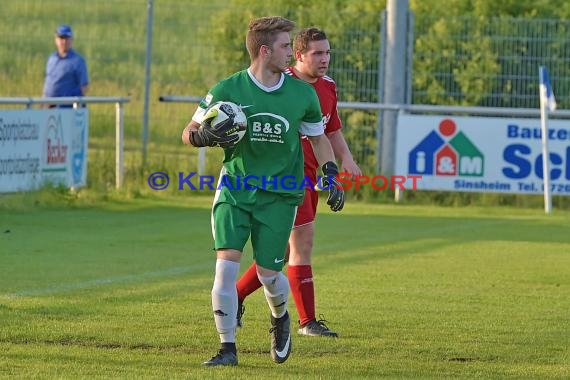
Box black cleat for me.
[237,300,245,328]
[202,350,238,366]
[298,315,338,337]
[269,311,292,364]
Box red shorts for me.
[294,169,318,227]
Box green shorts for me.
[212,187,297,271]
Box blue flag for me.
[539,66,557,112]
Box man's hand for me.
[321,161,345,212]
[341,157,362,178]
[189,108,244,148]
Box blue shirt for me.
[43,49,89,97]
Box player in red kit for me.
[236,27,362,337]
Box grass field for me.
[0,194,569,379]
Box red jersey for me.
[285,67,342,174]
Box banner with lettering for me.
[0,109,89,193]
[395,114,570,195]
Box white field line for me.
[2,262,213,299]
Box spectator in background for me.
[43,24,89,107]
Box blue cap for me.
[55,25,73,38]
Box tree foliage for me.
[200,0,570,172]
[204,0,569,107]
[409,0,570,107]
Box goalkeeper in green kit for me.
[181,16,345,366]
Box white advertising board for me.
[395,114,570,195]
[0,109,89,193]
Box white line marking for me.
[2,262,212,299]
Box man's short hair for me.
[293,27,328,53]
[246,16,295,60]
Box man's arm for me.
[79,57,89,96]
[326,130,362,176]
[181,120,201,146]
[307,134,335,166]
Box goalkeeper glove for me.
[321,161,345,212]
[189,108,244,148]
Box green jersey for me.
[193,69,324,199]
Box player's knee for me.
[216,249,242,262]
[289,236,314,262]
[256,265,278,280]
[257,273,278,288]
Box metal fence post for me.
[377,11,387,175]
[142,0,154,167]
[382,0,409,176]
[116,101,125,189]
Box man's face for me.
[266,32,293,73]
[54,35,72,55]
[296,39,331,78]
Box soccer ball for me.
[206,101,247,145]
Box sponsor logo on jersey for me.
[322,113,331,129]
[248,112,290,144]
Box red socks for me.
[287,265,315,326]
[236,263,262,301]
